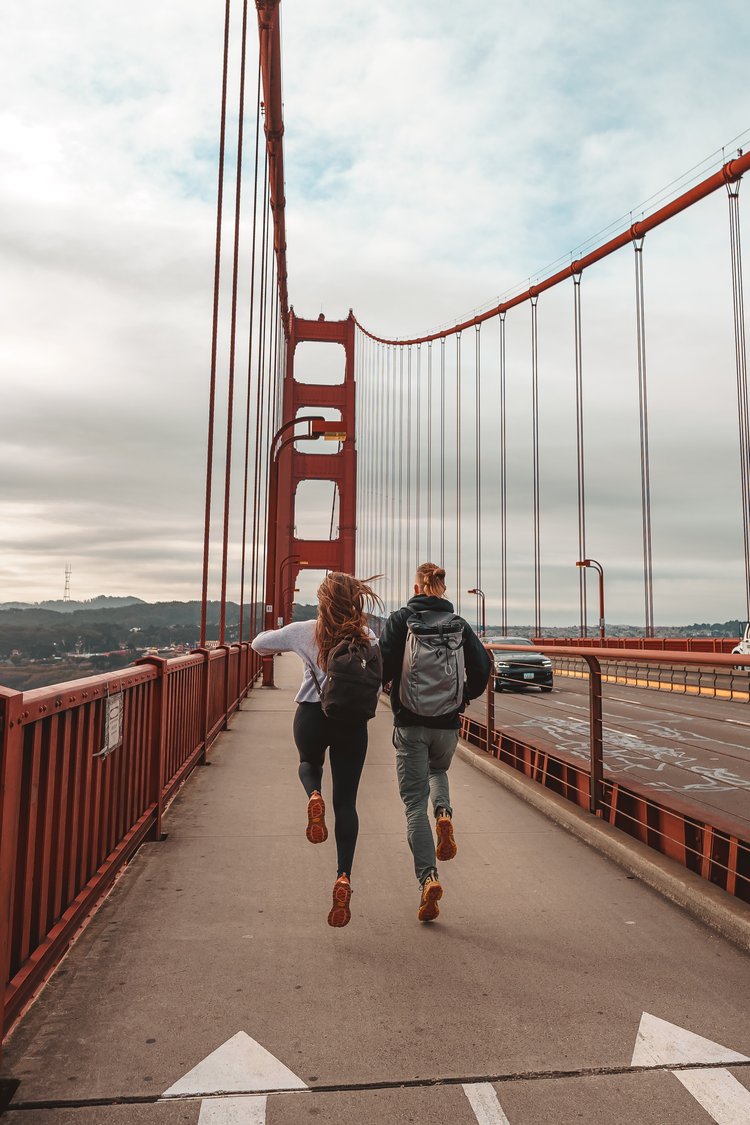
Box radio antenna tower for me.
[64,564,72,603]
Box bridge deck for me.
[2,656,749,1123]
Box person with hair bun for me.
[252,572,381,928]
[379,562,491,921]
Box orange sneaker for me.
[435,812,457,861]
[417,872,443,922]
[306,791,328,844]
[327,874,352,927]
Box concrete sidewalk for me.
[2,654,749,1124]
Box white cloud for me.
[1,0,748,625]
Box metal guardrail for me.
[550,653,750,702]
[468,645,750,904]
[0,643,261,1050]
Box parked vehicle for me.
[732,623,750,655]
[490,637,553,692]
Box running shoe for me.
[327,874,352,928]
[435,811,457,861]
[306,790,328,844]
[417,871,443,922]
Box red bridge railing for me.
[465,645,750,906]
[0,644,260,1048]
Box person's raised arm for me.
[252,621,308,655]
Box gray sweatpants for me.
[393,725,459,884]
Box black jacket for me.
[379,595,491,729]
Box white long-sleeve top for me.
[251,619,378,704]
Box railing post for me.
[485,667,495,756]
[219,644,232,730]
[194,647,212,764]
[0,687,24,1057]
[135,656,167,842]
[584,655,604,815]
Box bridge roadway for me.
[466,678,750,825]
[2,657,749,1124]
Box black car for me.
[490,637,553,692]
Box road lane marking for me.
[163,1031,308,1098]
[632,1012,750,1124]
[462,1082,512,1124]
[198,1096,268,1124]
[674,1068,750,1124]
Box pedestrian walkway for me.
[2,655,749,1123]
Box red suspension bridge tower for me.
[264,310,357,631]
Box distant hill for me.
[0,595,146,615]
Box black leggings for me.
[293,702,368,878]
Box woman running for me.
[251,572,382,928]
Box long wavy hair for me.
[315,572,383,670]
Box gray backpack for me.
[399,610,465,717]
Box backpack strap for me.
[303,657,324,698]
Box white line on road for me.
[198,1096,268,1124]
[632,1012,750,1124]
[462,1082,512,1124]
[674,1068,750,1125]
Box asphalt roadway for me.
[467,676,750,829]
[2,655,749,1124]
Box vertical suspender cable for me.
[398,348,405,603]
[386,346,393,612]
[531,295,541,637]
[633,237,655,636]
[728,179,750,622]
[427,341,433,561]
[248,143,269,643]
[260,254,277,612]
[440,337,446,564]
[382,345,387,594]
[359,333,367,576]
[456,332,462,618]
[238,55,263,645]
[219,0,249,647]
[573,270,588,637]
[416,344,422,567]
[200,0,232,647]
[391,346,398,610]
[499,312,508,634]
[406,346,412,588]
[251,177,271,635]
[475,323,482,632]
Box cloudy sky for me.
[2,0,749,626]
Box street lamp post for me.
[576,559,605,642]
[467,587,486,636]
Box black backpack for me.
[308,637,383,722]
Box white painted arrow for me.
[632,1013,750,1125]
[462,1082,512,1124]
[163,1031,308,1097]
[163,1031,307,1125]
